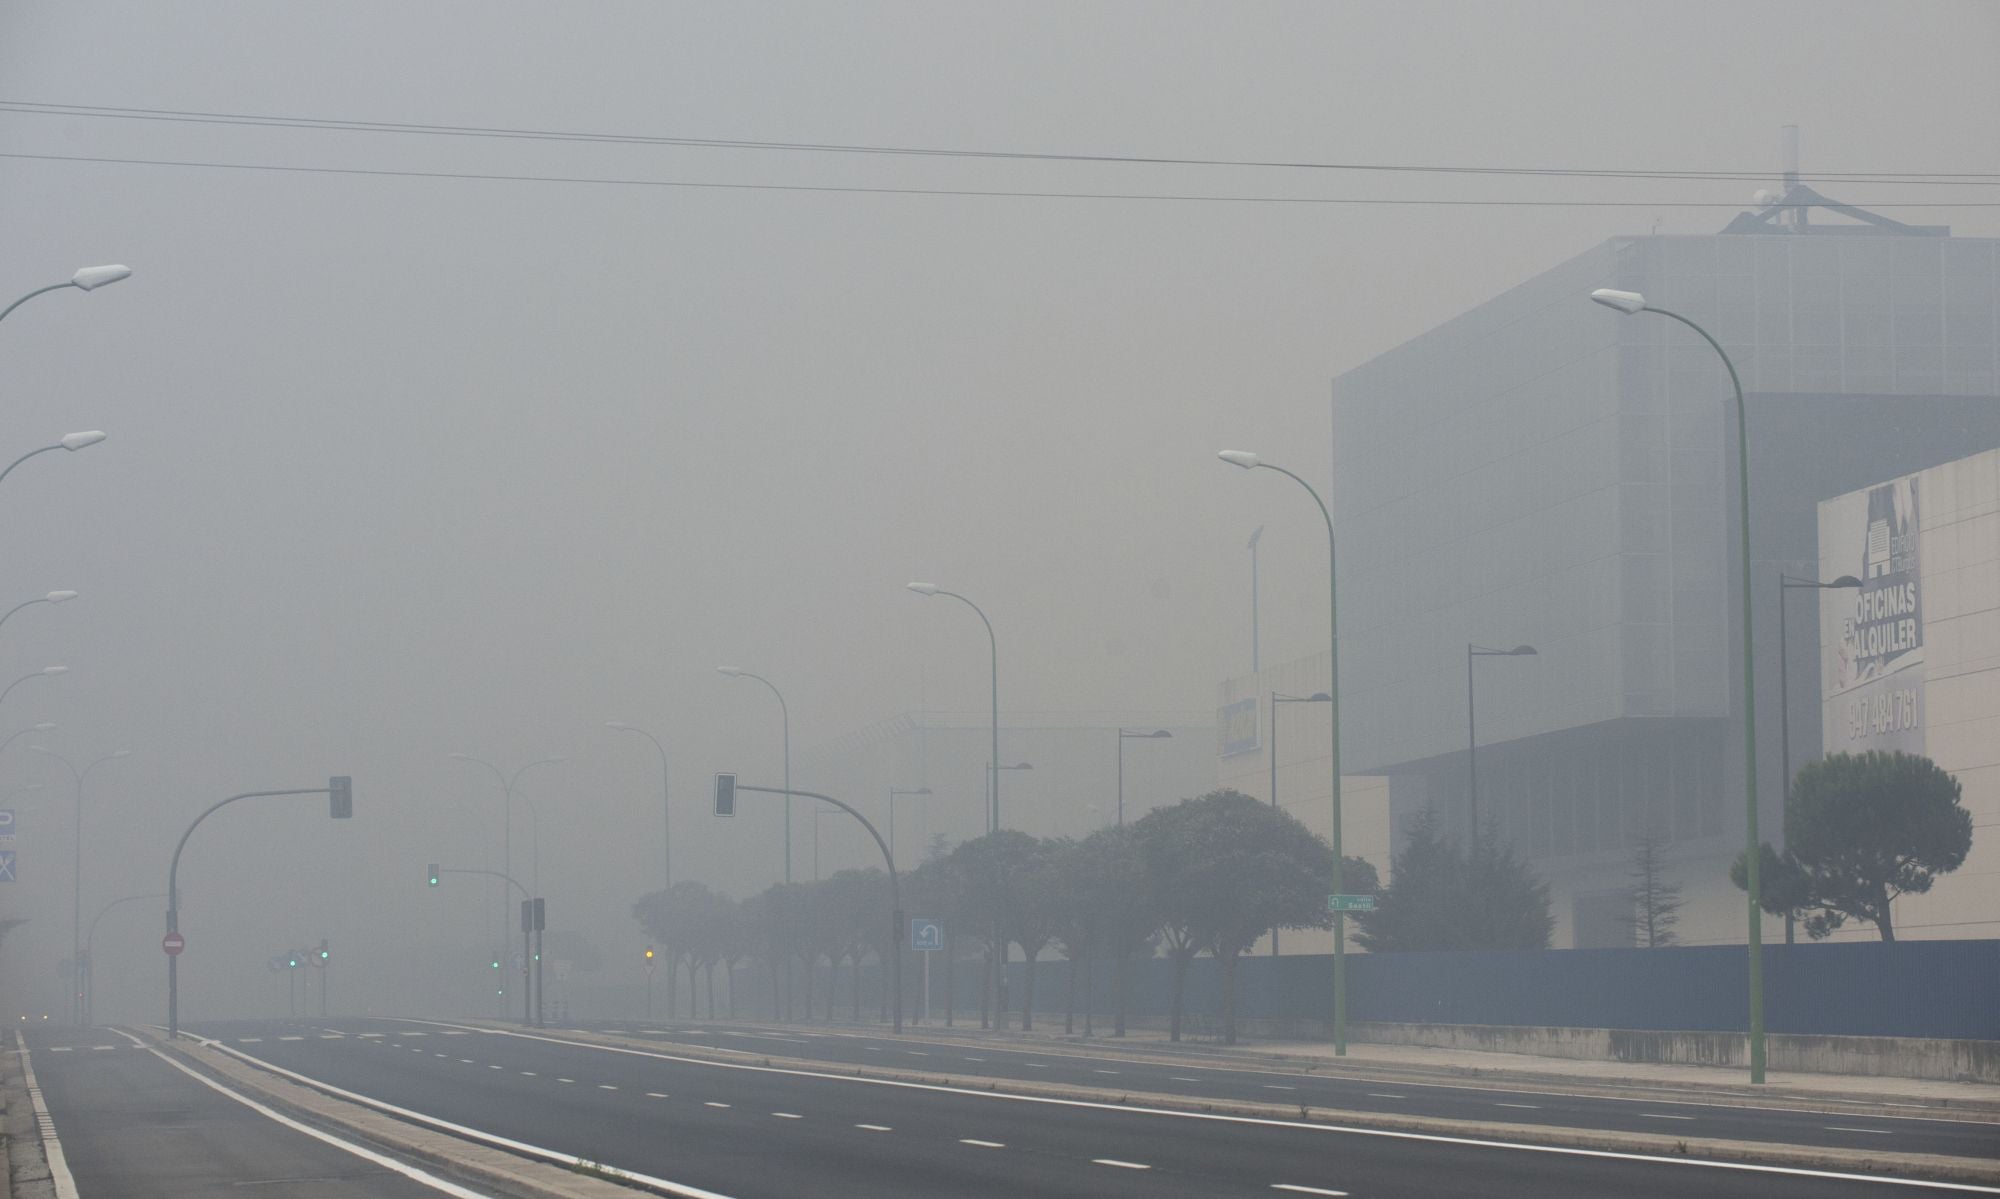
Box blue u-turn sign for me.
[910,918,942,951]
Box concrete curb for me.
[140,1030,643,1199]
[2,1039,54,1199]
[508,1022,2000,1187]
[725,1018,2000,1119]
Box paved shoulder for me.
[22,1028,485,1198]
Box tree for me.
[942,830,1050,1030]
[1620,826,1683,947]
[1065,823,1156,1037]
[1733,751,1971,941]
[1135,790,1354,1043]
[1355,807,1551,952]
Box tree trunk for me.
[1113,948,1128,1037]
[1020,945,1037,1032]
[1220,950,1239,1045]
[1064,949,1077,1035]
[1877,891,1897,942]
[944,929,955,1027]
[852,951,863,1022]
[706,962,716,1018]
[667,953,678,1020]
[727,961,737,1020]
[1168,950,1190,1042]
[768,961,780,1021]
[1082,952,1095,1037]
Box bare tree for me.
[1622,826,1683,948]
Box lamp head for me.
[110,749,131,758]
[70,265,131,291]
[716,666,743,677]
[1217,450,1260,469]
[1509,645,1538,656]
[1307,692,1332,702]
[905,582,940,596]
[1829,575,1863,588]
[912,786,933,795]
[1589,288,1647,315]
[40,666,67,677]
[32,722,56,732]
[45,591,78,603]
[59,431,107,451]
[605,721,630,730]
[448,752,471,761]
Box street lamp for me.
[716,667,792,882]
[449,752,563,1003]
[0,433,108,490]
[33,746,131,1025]
[0,591,78,636]
[606,722,671,893]
[0,723,57,757]
[907,583,1002,832]
[1591,285,1767,1083]
[0,666,68,707]
[887,786,932,862]
[1267,693,1330,956]
[1218,447,1351,1055]
[1467,644,1537,845]
[0,265,131,325]
[1115,729,1173,825]
[1777,573,1862,944]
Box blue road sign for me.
[910,918,943,952]
[0,850,15,882]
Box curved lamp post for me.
[1592,286,1766,1082]
[1467,644,1537,844]
[906,583,1001,832]
[0,265,131,325]
[716,668,792,882]
[34,746,132,1025]
[0,666,68,707]
[0,722,58,757]
[1115,729,1173,826]
[0,433,108,490]
[0,591,78,636]
[448,753,563,955]
[607,722,671,892]
[1217,448,1350,1055]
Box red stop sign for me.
[162,932,185,956]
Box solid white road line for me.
[1366,1093,1405,1100]
[1171,1076,1203,1082]
[1494,1103,1539,1109]
[1641,1113,1695,1121]
[1093,1159,1150,1169]
[15,1032,80,1199]
[190,1035,737,1199]
[396,1020,2000,1194]
[1271,1186,1348,1196]
[1828,1127,1894,1135]
[1263,1085,1297,1091]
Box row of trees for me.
[635,789,1375,1043]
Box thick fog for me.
[0,2,1993,1024]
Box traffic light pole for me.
[730,784,903,1035]
[166,781,350,1041]
[432,866,533,1026]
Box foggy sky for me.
[1,1,1994,1021]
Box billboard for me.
[1822,473,1924,755]
[1218,696,1260,757]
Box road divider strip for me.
[420,1019,2000,1191]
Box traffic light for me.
[329,775,352,820]
[426,863,439,887]
[316,940,330,964]
[644,946,655,963]
[491,958,501,970]
[714,772,736,817]
[286,953,299,969]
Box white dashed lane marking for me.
[645,1092,669,1099]
[1366,1092,1404,1100]
[1272,1186,1348,1196]
[855,1124,892,1132]
[959,1139,1004,1148]
[1495,1103,1539,1110]
[598,1085,619,1091]
[1640,1113,1694,1121]
[1827,1126,1892,1135]
[705,1102,731,1109]
[772,1112,802,1119]
[1094,1159,1150,1170]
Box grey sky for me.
[1,1,1993,1019]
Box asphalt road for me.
[19,1026,481,1198]
[563,1018,2000,1161]
[184,1017,2000,1199]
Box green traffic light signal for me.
[491,959,501,969]
[426,862,440,887]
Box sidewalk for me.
[832,1018,2000,1114]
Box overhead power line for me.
[6,150,1995,207]
[2,100,1995,186]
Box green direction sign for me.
[1327,893,1375,913]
